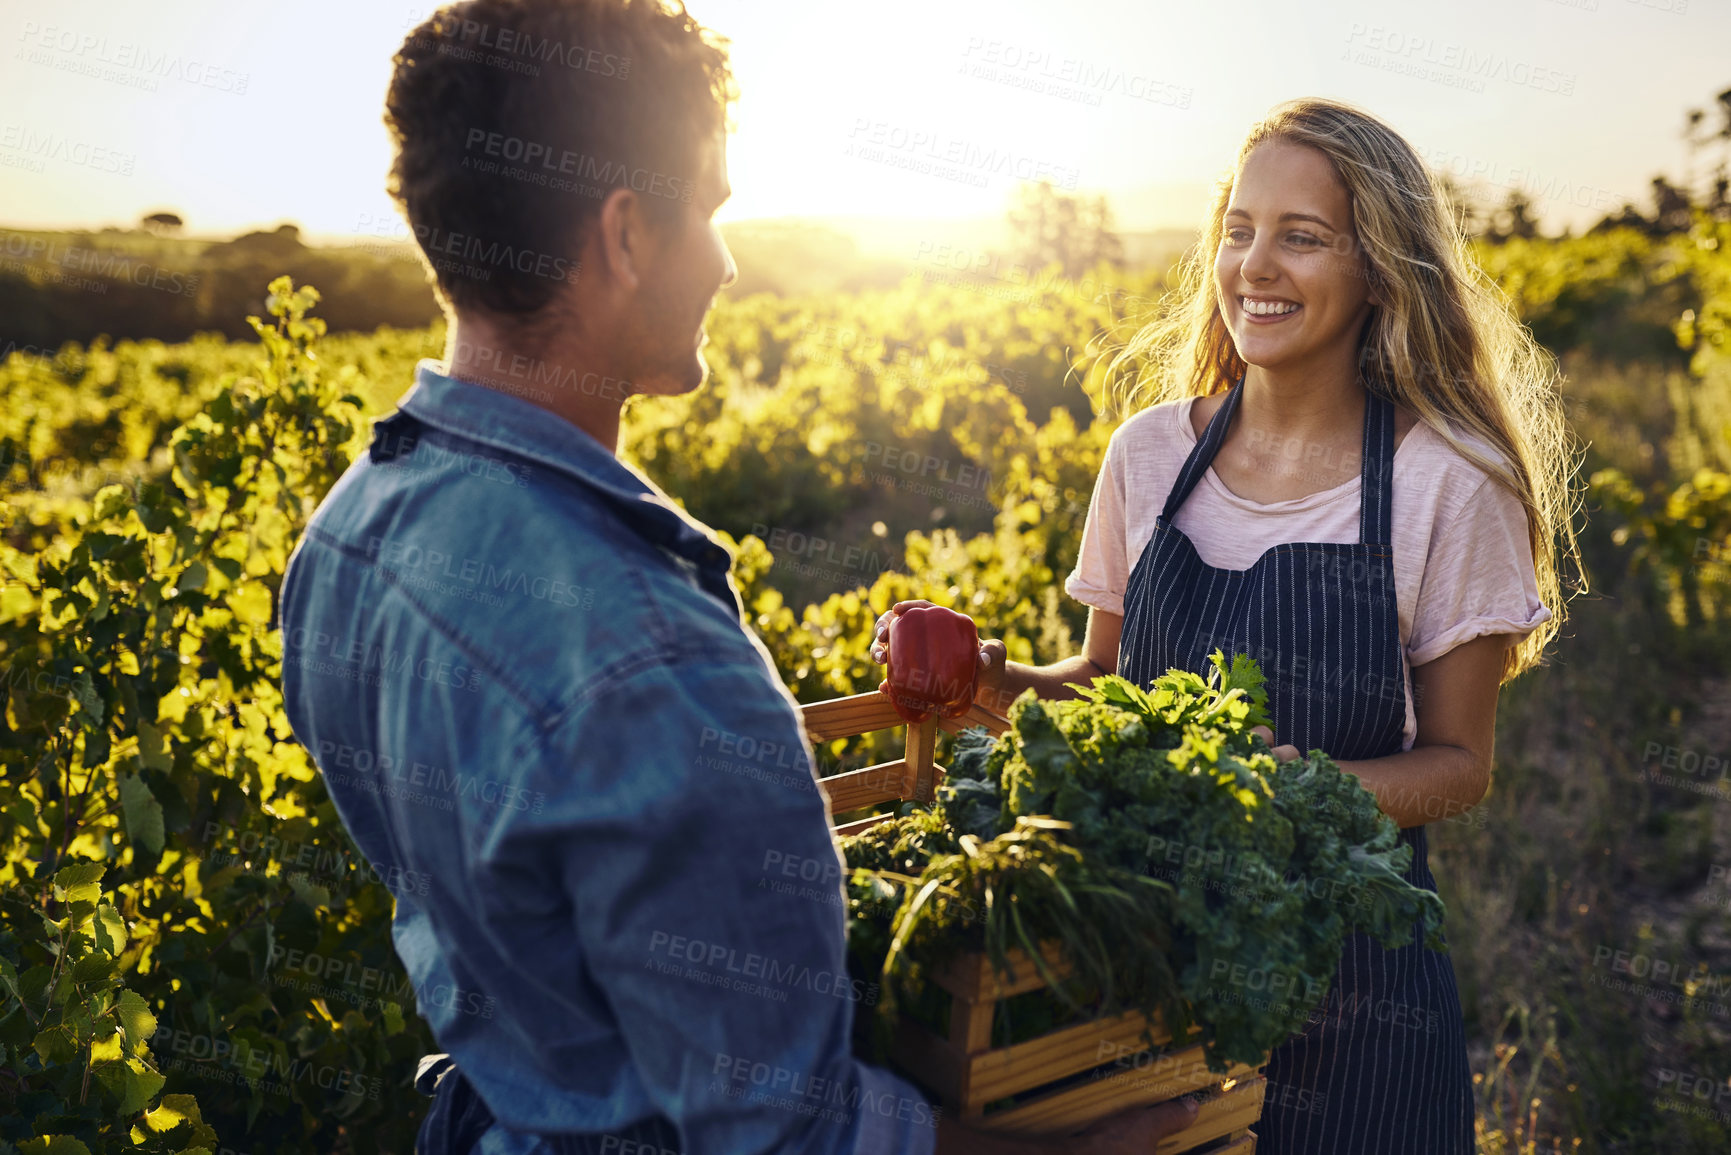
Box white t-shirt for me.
[1064,396,1553,751]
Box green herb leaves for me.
[842,651,1448,1071]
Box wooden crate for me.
[799,691,1264,1152]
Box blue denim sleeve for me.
[513,648,940,1155]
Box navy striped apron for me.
[1117,374,1474,1153]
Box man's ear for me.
[596,186,647,293]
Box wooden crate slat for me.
[820,760,911,814]
[936,701,1011,737]
[1153,1077,1267,1155]
[948,991,995,1056]
[930,941,1071,1002]
[833,813,897,838]
[800,692,906,741]
[976,1042,1258,1133]
[963,1008,1179,1107]
[905,716,940,801]
[1058,1044,1258,1111]
[1192,1134,1256,1155]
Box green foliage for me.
[841,654,1447,1072]
[1590,465,1731,629]
[1,278,428,1153]
[0,216,1724,1148]
[1472,226,1696,367]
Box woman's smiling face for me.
[1214,139,1377,376]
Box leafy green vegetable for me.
[841,651,1448,1072]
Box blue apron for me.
[1116,375,1474,1153]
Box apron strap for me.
[1359,385,1396,548]
[1159,374,1246,523]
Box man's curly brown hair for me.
[385,0,733,321]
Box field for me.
[2,218,1730,1153]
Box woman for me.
[873,97,1576,1153]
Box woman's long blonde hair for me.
[1106,97,1579,682]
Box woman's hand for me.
[1251,725,1301,763]
[871,600,1007,711]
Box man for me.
[279,1,1198,1151]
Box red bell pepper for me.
[878,605,980,723]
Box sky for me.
[0,0,1726,240]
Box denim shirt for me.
[278,362,939,1155]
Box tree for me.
[1482,189,1541,245]
[141,211,184,235]
[1684,107,1709,197]
[1651,175,1695,235]
[1437,173,1488,239]
[1006,181,1123,279]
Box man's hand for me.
[871,599,1008,711]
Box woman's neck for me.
[1237,362,1365,445]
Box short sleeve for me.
[1408,474,1552,668]
[1064,431,1130,616]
